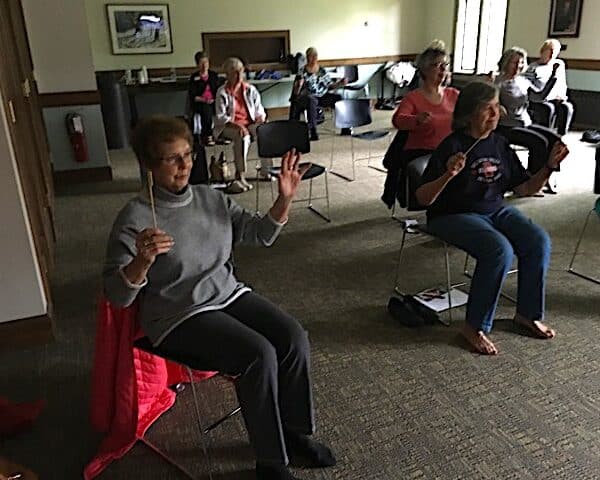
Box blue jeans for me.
[427,205,551,333]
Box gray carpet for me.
[1,114,599,479]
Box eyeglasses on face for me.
[431,61,450,70]
[160,150,196,165]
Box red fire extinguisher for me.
[65,112,89,163]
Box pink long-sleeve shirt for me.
[392,87,459,151]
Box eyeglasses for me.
[160,150,196,165]
[431,61,450,70]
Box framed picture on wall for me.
[106,4,173,54]
[548,0,584,37]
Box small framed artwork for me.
[106,4,173,54]
[548,0,584,37]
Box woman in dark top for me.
[289,47,347,140]
[416,82,569,355]
[188,51,220,146]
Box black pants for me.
[496,124,560,174]
[529,100,574,135]
[156,291,314,465]
[195,102,215,138]
[290,93,341,129]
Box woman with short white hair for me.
[215,57,267,193]
[494,47,561,194]
[525,38,574,135]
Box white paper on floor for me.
[413,287,469,312]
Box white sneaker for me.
[240,178,254,190]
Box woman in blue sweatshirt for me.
[416,82,568,355]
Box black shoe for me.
[256,463,301,480]
[285,431,336,468]
[309,128,319,141]
[340,127,352,136]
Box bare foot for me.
[462,324,498,355]
[514,314,556,339]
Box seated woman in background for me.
[289,47,348,141]
[525,39,574,135]
[214,57,267,194]
[494,47,561,194]
[104,115,335,480]
[416,82,568,355]
[381,40,459,208]
[188,51,220,146]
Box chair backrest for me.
[341,65,359,84]
[334,99,372,129]
[256,120,311,158]
[405,154,432,211]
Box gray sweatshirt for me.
[496,73,557,128]
[103,184,284,345]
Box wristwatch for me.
[545,163,560,172]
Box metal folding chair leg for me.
[329,135,356,182]
[188,367,215,480]
[393,228,465,326]
[568,208,600,285]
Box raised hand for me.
[547,141,569,170]
[446,152,466,177]
[277,149,310,200]
[134,228,174,265]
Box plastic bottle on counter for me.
[138,66,149,84]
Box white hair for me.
[223,57,244,73]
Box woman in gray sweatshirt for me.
[494,47,561,194]
[103,115,335,480]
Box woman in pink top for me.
[382,42,459,208]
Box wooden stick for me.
[147,170,158,229]
[465,136,483,156]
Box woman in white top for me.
[494,47,561,194]
[525,39,574,135]
[215,57,267,193]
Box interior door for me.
[0,0,55,309]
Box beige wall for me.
[424,0,455,51]
[0,91,47,323]
[419,0,600,60]
[505,0,600,58]
[85,0,427,71]
[21,0,97,93]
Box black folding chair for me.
[255,120,331,222]
[331,99,390,181]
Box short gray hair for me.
[452,81,499,131]
[223,57,244,74]
[415,40,449,77]
[498,47,528,74]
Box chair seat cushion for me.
[352,130,389,141]
[268,162,326,181]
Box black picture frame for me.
[106,4,173,55]
[548,0,584,38]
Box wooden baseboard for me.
[0,313,54,350]
[53,166,113,184]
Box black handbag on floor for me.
[387,294,439,328]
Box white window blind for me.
[453,0,508,74]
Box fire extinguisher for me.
[65,112,89,163]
